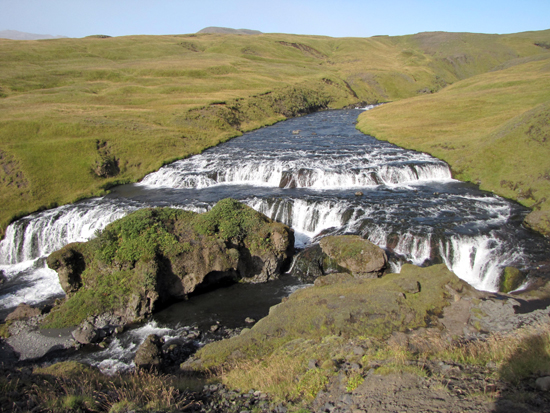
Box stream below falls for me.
[1,107,549,372]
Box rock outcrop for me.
[5,303,41,321]
[46,199,294,327]
[291,235,387,282]
[524,210,550,237]
[46,243,86,295]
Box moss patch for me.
[499,267,526,293]
[44,199,293,328]
[197,264,464,368]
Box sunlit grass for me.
[1,30,549,236]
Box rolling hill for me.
[0,30,549,236]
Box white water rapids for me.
[0,108,547,314]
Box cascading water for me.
[1,108,549,316]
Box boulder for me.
[499,267,526,293]
[536,376,550,391]
[134,334,164,370]
[6,303,41,321]
[291,244,346,283]
[319,235,387,278]
[72,320,100,345]
[0,270,6,285]
[46,243,86,295]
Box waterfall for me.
[140,160,452,190]
[246,198,352,247]
[439,234,523,292]
[1,109,545,312]
[0,199,140,266]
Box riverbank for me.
[3,264,550,412]
[1,30,549,237]
[357,49,550,237]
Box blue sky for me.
[1,0,549,38]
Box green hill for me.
[1,30,550,236]
[357,39,550,235]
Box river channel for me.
[1,107,549,372]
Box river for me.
[1,107,549,371]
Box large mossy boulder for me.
[291,235,387,282]
[46,199,294,327]
[319,235,387,277]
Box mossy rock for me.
[499,267,526,293]
[290,244,348,282]
[45,199,294,328]
[319,235,387,277]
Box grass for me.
[44,200,293,328]
[187,263,550,404]
[357,49,550,234]
[195,264,465,400]
[0,361,202,412]
[1,30,550,237]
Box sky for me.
[1,0,549,39]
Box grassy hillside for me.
[357,44,550,235]
[1,31,549,236]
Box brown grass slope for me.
[1,30,549,236]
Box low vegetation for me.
[1,30,550,236]
[196,265,464,396]
[0,361,202,412]
[45,199,293,328]
[190,265,550,407]
[357,43,550,234]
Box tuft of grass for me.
[18,361,198,412]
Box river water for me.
[1,108,549,371]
